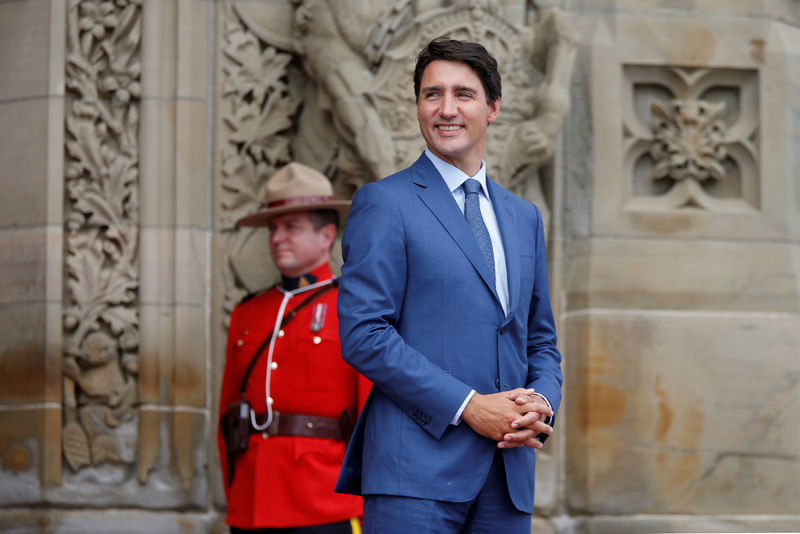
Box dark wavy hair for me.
[413,38,502,104]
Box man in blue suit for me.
[335,38,563,533]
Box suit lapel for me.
[411,156,499,300]
[488,178,520,318]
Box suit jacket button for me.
[499,327,506,335]
[495,378,501,389]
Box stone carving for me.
[624,66,759,211]
[650,99,727,185]
[63,332,137,465]
[63,0,141,473]
[219,1,576,311]
[218,4,303,314]
[232,0,398,200]
[230,0,575,204]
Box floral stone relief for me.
[62,0,141,475]
[623,65,759,212]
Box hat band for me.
[267,195,337,209]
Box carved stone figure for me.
[233,0,397,198]
[63,332,137,468]
[505,1,578,190]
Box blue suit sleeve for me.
[337,183,473,439]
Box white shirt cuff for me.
[450,389,476,425]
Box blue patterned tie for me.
[462,179,495,285]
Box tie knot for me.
[463,178,482,196]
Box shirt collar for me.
[424,149,488,197]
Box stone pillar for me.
[0,0,219,531]
[561,1,800,532]
[0,0,66,504]
[137,0,212,506]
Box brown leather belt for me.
[249,410,353,441]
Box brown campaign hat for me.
[235,162,350,227]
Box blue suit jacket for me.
[335,154,563,513]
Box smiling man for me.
[335,39,564,533]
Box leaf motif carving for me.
[220,154,271,230]
[219,6,306,320]
[102,306,138,336]
[63,0,142,474]
[650,98,728,185]
[65,231,107,305]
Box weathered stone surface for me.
[138,97,177,227]
[0,100,49,228]
[174,100,210,227]
[174,305,207,408]
[0,304,47,403]
[0,509,211,534]
[175,1,209,102]
[0,406,60,504]
[0,410,43,504]
[568,514,800,534]
[576,0,800,27]
[0,228,48,305]
[175,228,210,308]
[0,0,51,101]
[565,238,800,313]
[533,437,559,513]
[564,311,800,515]
[531,516,557,534]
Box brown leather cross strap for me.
[249,410,354,441]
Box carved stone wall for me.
[0,1,797,533]
[61,0,141,479]
[0,0,216,530]
[624,65,759,212]
[563,3,800,533]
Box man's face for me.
[267,211,335,277]
[416,59,500,176]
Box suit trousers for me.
[361,451,531,534]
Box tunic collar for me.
[280,263,333,291]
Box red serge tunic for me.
[218,264,370,529]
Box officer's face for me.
[267,211,335,277]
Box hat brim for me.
[235,200,352,228]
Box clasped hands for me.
[461,388,553,449]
